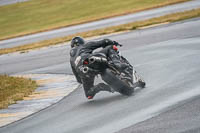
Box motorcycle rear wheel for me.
[101,69,134,96]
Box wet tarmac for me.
[0,18,200,133]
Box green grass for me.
[0,0,189,40]
[0,75,38,109]
[0,8,200,55]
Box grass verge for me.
[0,8,200,55]
[0,0,190,40]
[0,75,38,109]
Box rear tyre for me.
[101,69,134,96]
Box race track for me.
[1,0,200,49]
[0,18,200,133]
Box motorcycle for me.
[81,44,145,96]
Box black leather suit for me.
[70,39,115,97]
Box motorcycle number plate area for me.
[75,56,81,66]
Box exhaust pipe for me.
[82,67,89,73]
[89,56,107,64]
[89,57,95,64]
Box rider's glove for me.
[103,39,122,47]
[103,39,113,45]
[113,41,122,47]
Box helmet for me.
[71,36,85,48]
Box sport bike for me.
[81,44,145,95]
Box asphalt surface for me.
[0,18,200,133]
[116,95,200,133]
[1,0,200,49]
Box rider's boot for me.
[87,83,114,99]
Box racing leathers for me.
[70,39,116,98]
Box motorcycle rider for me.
[70,36,144,99]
